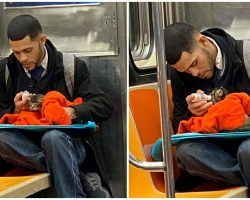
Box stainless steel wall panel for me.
[0,2,118,57]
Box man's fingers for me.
[196,89,204,94]
[188,100,207,110]
[199,101,213,111]
[14,92,23,103]
[191,102,213,116]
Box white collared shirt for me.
[206,36,225,78]
[24,46,48,78]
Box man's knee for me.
[176,140,197,159]
[238,138,250,162]
[41,130,68,148]
[0,131,21,148]
[176,139,210,168]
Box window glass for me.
[1,2,118,57]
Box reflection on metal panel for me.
[129,2,156,70]
[1,2,118,57]
[170,2,250,40]
[130,3,153,61]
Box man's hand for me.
[244,114,250,126]
[186,90,213,116]
[63,107,77,120]
[14,91,29,113]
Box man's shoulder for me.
[0,54,16,69]
[0,57,7,66]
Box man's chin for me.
[199,75,212,80]
[24,65,35,71]
[204,71,213,79]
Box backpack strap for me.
[5,62,9,87]
[0,58,9,87]
[242,40,250,79]
[62,52,75,99]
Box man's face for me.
[9,34,46,71]
[172,36,216,79]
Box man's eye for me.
[24,49,32,53]
[192,60,197,67]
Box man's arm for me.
[69,58,113,123]
[0,59,14,118]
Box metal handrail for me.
[152,2,175,198]
[129,152,165,171]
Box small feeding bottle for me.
[191,93,212,103]
[22,91,30,101]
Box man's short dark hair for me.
[7,14,42,41]
[164,22,199,65]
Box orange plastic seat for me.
[129,83,248,198]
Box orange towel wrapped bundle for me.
[178,92,250,134]
[0,91,83,125]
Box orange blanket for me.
[0,91,83,125]
[178,92,250,134]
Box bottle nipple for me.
[191,93,212,102]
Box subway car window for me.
[0,2,118,57]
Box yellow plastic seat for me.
[0,168,50,197]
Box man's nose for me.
[19,53,28,62]
[189,68,200,77]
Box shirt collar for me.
[206,36,223,70]
[40,46,48,70]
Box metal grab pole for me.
[152,3,175,198]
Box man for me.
[0,14,113,197]
[164,22,250,190]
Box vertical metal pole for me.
[152,3,175,198]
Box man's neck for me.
[37,45,46,66]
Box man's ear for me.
[39,34,47,46]
[197,35,208,47]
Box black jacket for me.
[0,40,113,123]
[170,28,250,133]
